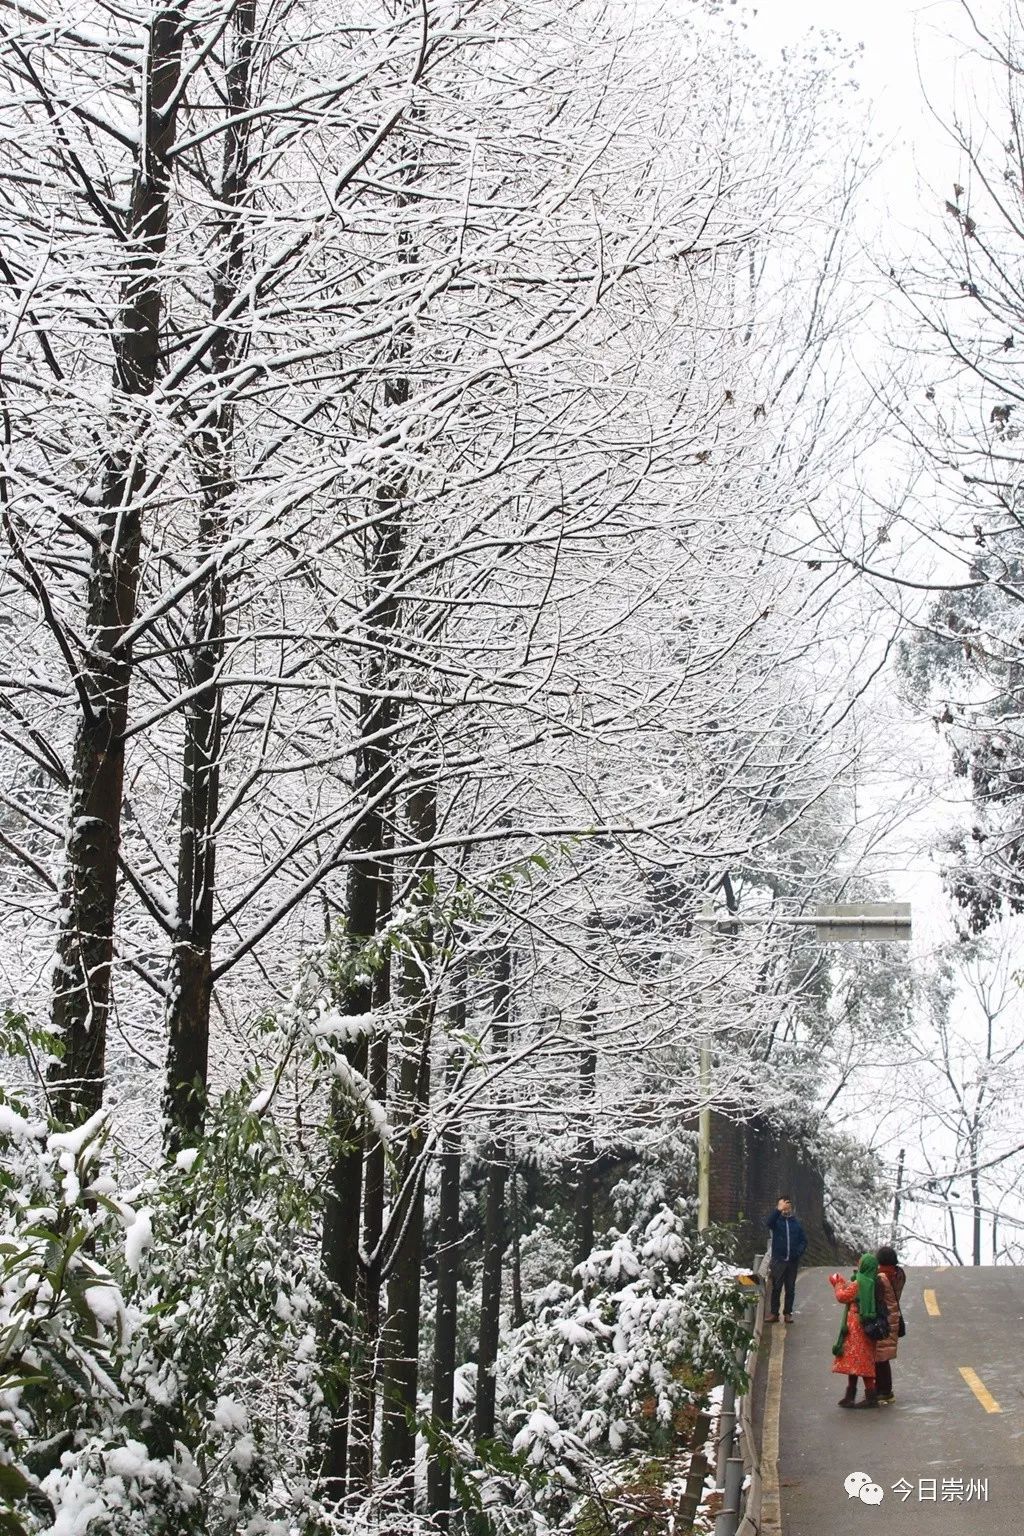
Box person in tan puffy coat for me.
[873,1244,907,1405]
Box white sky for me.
[750,0,975,242]
[751,0,962,111]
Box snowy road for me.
[771,1265,1024,1535]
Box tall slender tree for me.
[163,0,256,1150]
[428,957,467,1526]
[44,2,190,1121]
[475,939,511,1443]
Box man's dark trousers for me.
[770,1258,799,1316]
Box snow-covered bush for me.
[0,1080,128,1536]
[606,1141,699,1237]
[0,1017,326,1535]
[475,1206,749,1529]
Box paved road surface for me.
[772,1265,1024,1535]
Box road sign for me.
[693,902,912,943]
[813,902,912,944]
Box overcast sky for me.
[754,0,962,111]
[751,0,975,244]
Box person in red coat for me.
[873,1245,907,1404]
[829,1253,881,1408]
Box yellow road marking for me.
[923,1288,941,1316]
[760,1320,786,1535]
[959,1367,1001,1414]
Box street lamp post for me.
[693,901,912,1231]
[698,1039,712,1231]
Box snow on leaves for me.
[486,1207,749,1526]
[0,1022,325,1534]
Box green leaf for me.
[0,1462,33,1500]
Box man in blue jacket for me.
[766,1195,807,1322]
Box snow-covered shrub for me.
[0,1017,326,1534]
[477,1206,749,1529]
[606,1140,698,1237]
[98,1086,324,1533]
[0,1086,129,1536]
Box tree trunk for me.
[318,857,390,1495]
[348,870,393,1492]
[427,959,466,1528]
[379,780,436,1494]
[674,1410,712,1532]
[50,2,189,1123]
[318,419,403,1497]
[319,1032,368,1494]
[574,916,600,1267]
[889,1146,905,1244]
[164,0,256,1153]
[509,1161,526,1328]
[474,941,511,1443]
[574,1001,597,1268]
[970,1129,982,1267]
[947,1202,961,1265]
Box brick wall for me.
[707,1111,857,1266]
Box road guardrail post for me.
[715,1377,736,1488]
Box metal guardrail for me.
[713,1250,769,1536]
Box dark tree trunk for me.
[947,1200,961,1265]
[890,1146,905,1243]
[379,780,436,1494]
[674,1410,712,1532]
[164,0,256,1153]
[348,871,393,1492]
[319,1032,368,1494]
[574,998,597,1268]
[427,959,466,1528]
[50,3,189,1123]
[510,1161,526,1328]
[318,867,385,1496]
[378,1151,427,1492]
[318,451,403,1496]
[970,1128,982,1267]
[474,942,511,1443]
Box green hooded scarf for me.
[832,1252,879,1358]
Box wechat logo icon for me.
[845,1471,884,1505]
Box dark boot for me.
[838,1377,857,1408]
[853,1383,878,1409]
